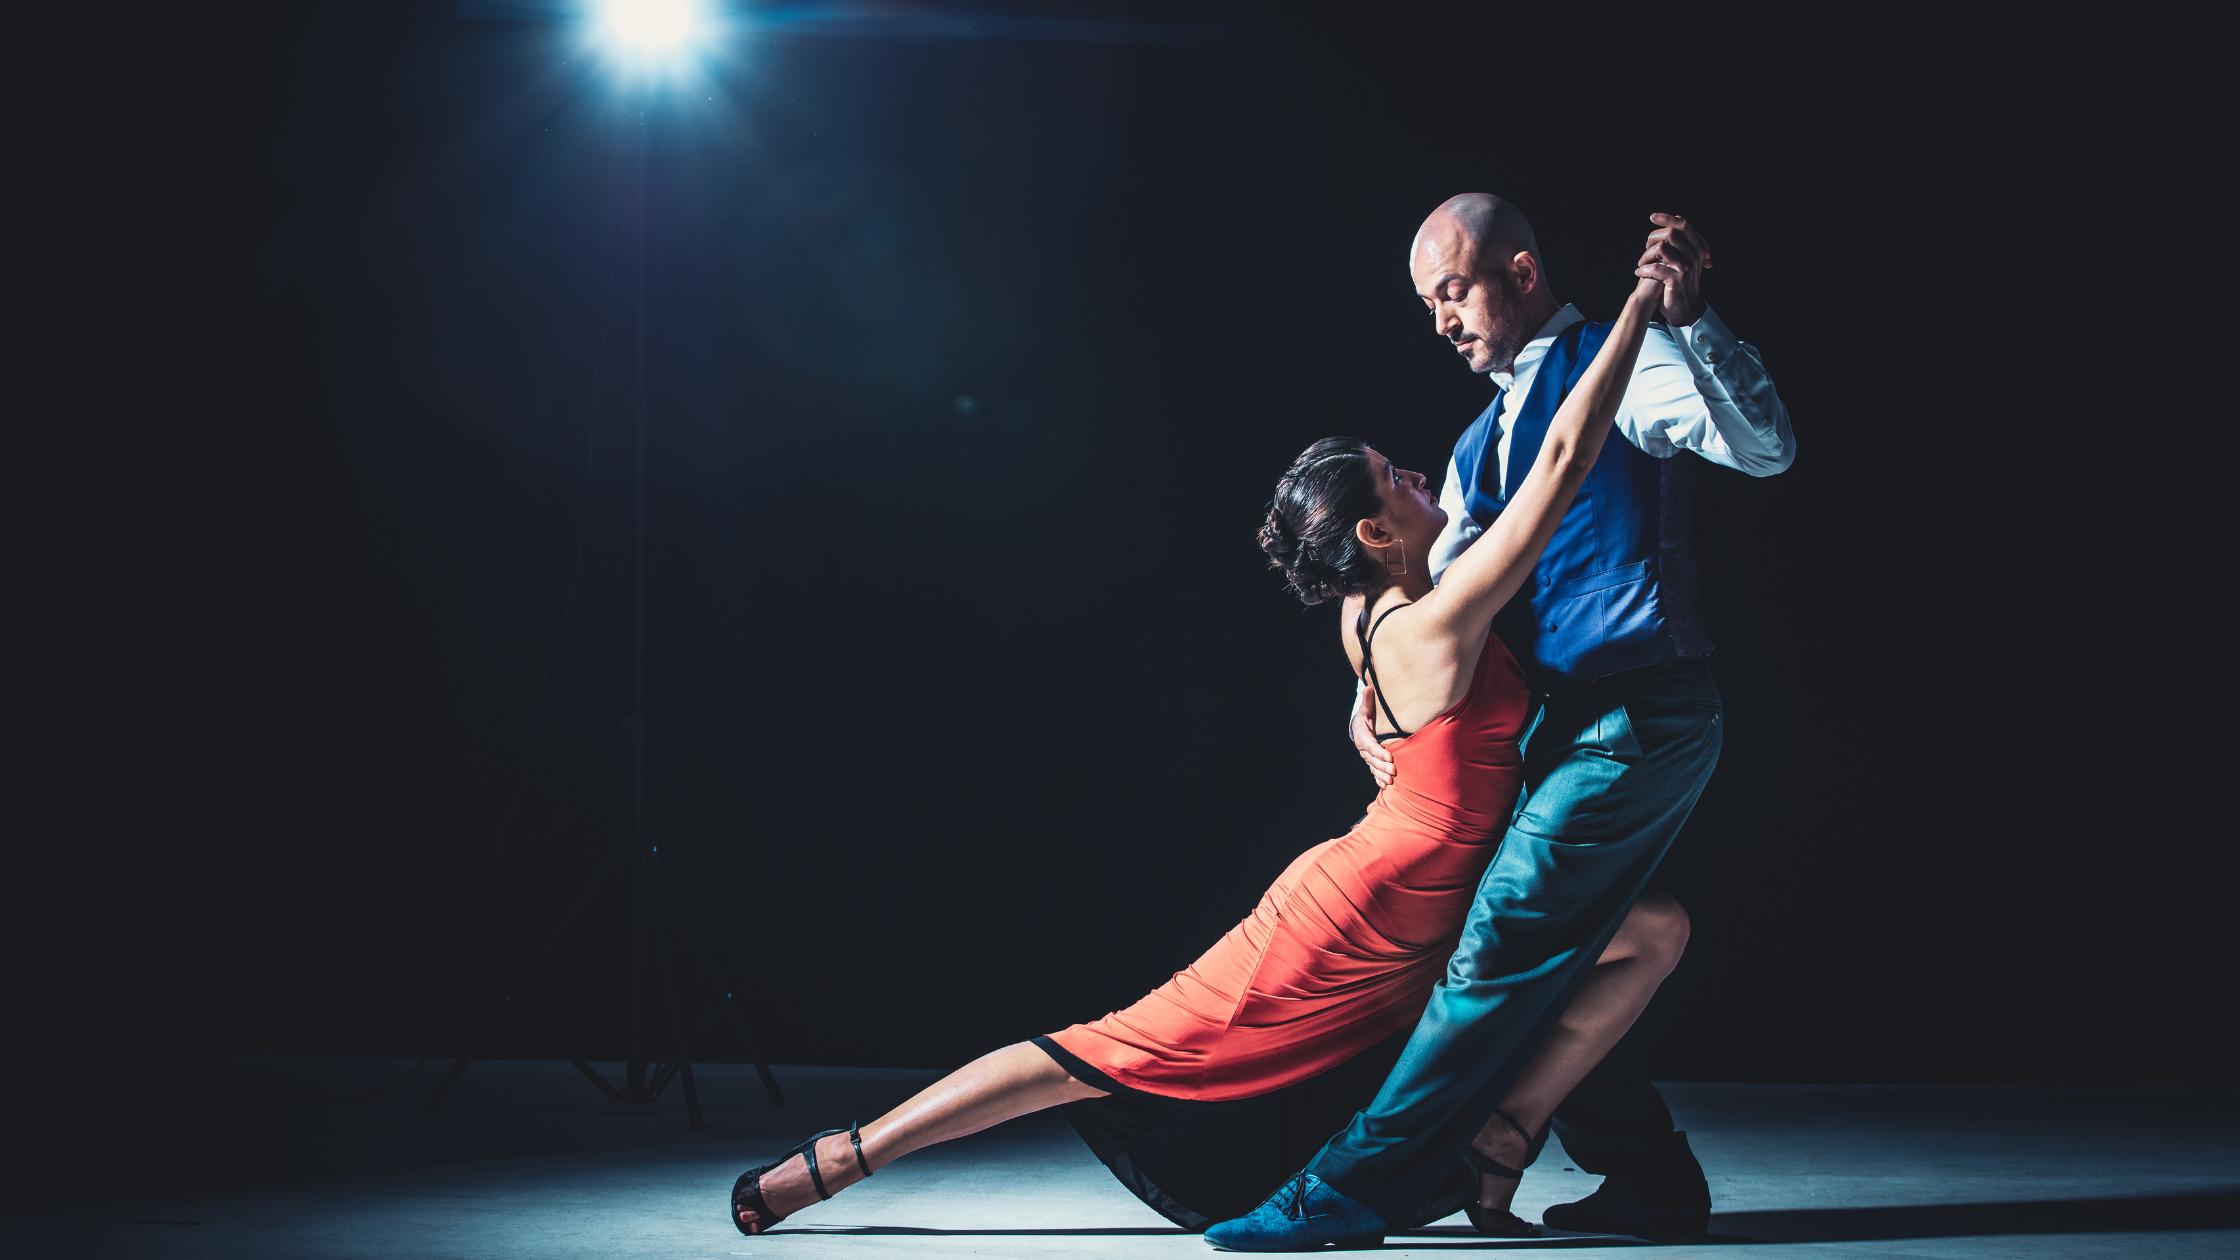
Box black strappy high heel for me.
[1460,1108,1548,1237]
[730,1121,873,1236]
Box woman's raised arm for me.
[1415,269,1670,647]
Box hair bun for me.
[1255,511,1300,569]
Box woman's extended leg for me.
[1465,890,1691,1216]
[736,1042,1106,1232]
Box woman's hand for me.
[1629,265,1675,314]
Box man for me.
[1205,195,1794,1250]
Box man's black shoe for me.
[1541,1175,1710,1238]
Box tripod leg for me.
[678,1057,703,1130]
[571,1058,622,1101]
[426,1056,472,1112]
[749,1054,785,1109]
[644,846,704,1129]
[426,845,630,1112]
[648,844,785,1106]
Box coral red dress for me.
[1035,605,1532,1226]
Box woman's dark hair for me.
[1257,437,1388,606]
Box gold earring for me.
[1383,546,1407,576]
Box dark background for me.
[50,2,2205,1128]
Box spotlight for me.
[591,0,713,72]
[429,0,780,1132]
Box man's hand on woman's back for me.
[1352,685,1397,791]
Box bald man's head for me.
[1416,193,1540,269]
[1410,193,1558,377]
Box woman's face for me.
[1364,446,1445,551]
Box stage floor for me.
[18,1059,2239,1258]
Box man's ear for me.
[1511,250,1541,296]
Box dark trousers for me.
[1308,658,1723,1227]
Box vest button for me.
[1540,574,1552,587]
[1545,622,1557,633]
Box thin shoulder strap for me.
[1355,601,1413,738]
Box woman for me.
[733,258,1682,1237]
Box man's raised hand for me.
[1639,212,1713,326]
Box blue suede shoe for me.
[1203,1170,1388,1251]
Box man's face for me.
[1412,227,1532,377]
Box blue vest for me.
[1451,319,1712,691]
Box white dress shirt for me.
[1425,304,1794,583]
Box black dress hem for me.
[1028,1032,1475,1232]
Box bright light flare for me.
[591,0,714,72]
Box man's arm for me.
[1624,211,1795,475]
[1619,312,1795,475]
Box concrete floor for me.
[13,1059,2239,1259]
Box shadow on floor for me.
[1707,1188,2240,1243]
[793,1225,1184,1236]
[800,1224,1649,1247]
[794,1190,2240,1247]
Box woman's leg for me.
[738,1041,1106,1231]
[1467,891,1691,1213]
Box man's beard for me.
[1464,320,1529,377]
[1472,274,1529,376]
[1476,328,1527,376]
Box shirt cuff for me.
[1673,305,1737,372]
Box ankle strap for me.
[801,1129,834,1201]
[1491,1108,1532,1148]
[848,1121,873,1179]
[1468,1108,1548,1181]
[799,1123,873,1201]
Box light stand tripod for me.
[427,110,781,1129]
